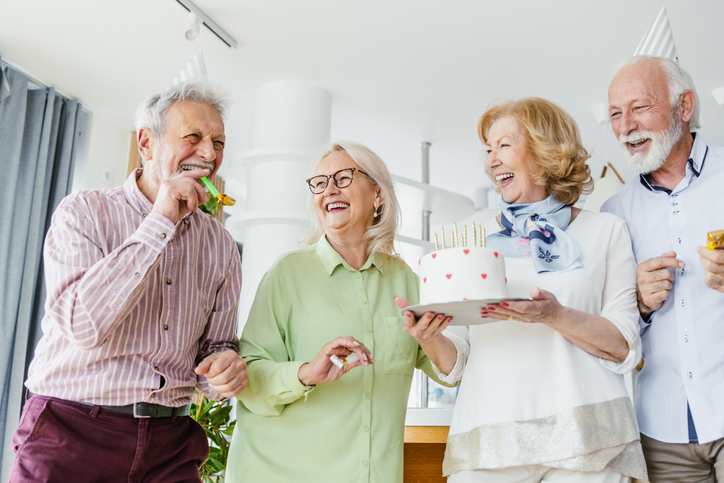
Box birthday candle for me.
[441,227,446,250]
[478,225,483,247]
[472,221,477,247]
[434,233,439,251]
[463,225,468,247]
[483,227,486,248]
[453,222,458,248]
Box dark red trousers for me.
[10,395,208,483]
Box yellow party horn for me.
[200,177,235,206]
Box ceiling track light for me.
[185,13,201,41]
[175,0,238,49]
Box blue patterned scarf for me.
[486,196,582,273]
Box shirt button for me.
[166,278,172,285]
[363,425,369,432]
[163,324,169,330]
[362,460,369,467]
[366,325,372,332]
[354,272,361,279]
[365,392,371,399]
[681,299,685,307]
[142,213,147,218]
[681,269,685,276]
[361,299,368,305]
[683,335,689,342]
[688,372,693,379]
[135,272,140,278]
[150,393,155,398]
[160,233,167,239]
[673,211,679,215]
[677,237,682,244]
[154,366,159,371]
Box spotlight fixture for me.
[175,0,238,49]
[185,13,201,41]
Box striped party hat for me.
[633,6,678,64]
[172,51,207,85]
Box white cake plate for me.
[403,299,529,326]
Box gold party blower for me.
[200,177,235,206]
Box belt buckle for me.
[133,403,153,418]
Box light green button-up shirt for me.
[227,236,447,483]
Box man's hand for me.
[152,169,210,224]
[697,246,724,293]
[195,350,248,398]
[636,251,684,318]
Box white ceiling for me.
[2,0,724,204]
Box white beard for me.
[618,115,682,175]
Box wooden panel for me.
[127,132,142,177]
[404,426,449,444]
[404,442,446,483]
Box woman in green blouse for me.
[227,141,448,483]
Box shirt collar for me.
[124,168,155,215]
[638,133,708,194]
[316,234,385,276]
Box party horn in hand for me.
[706,229,724,250]
[200,177,236,206]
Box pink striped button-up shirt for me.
[26,169,241,407]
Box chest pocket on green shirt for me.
[383,316,418,376]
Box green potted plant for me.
[191,394,236,482]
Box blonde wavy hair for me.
[304,141,402,263]
[479,97,593,206]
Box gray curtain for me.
[0,57,83,479]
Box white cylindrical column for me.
[228,80,332,331]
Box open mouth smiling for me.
[326,202,349,212]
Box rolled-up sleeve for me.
[598,217,642,374]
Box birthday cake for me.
[419,246,508,305]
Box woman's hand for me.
[481,288,563,324]
[483,288,629,362]
[297,336,372,386]
[394,296,457,375]
[395,296,453,341]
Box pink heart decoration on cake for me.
[423,277,427,283]
[463,298,469,300]
[432,253,437,259]
[505,277,508,283]
[446,274,452,279]
[494,252,499,257]
[481,274,487,279]
[463,249,470,254]
[418,259,421,265]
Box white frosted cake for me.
[419,247,508,304]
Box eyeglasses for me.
[305,168,372,194]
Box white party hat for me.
[172,51,207,85]
[633,6,678,64]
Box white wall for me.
[80,113,132,190]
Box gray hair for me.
[135,78,231,141]
[616,56,700,130]
[304,141,402,262]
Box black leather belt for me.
[88,402,191,418]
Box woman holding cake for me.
[397,98,648,482]
[227,141,450,482]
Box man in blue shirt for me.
[602,55,724,482]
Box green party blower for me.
[200,176,236,206]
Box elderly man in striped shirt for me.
[10,79,247,483]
